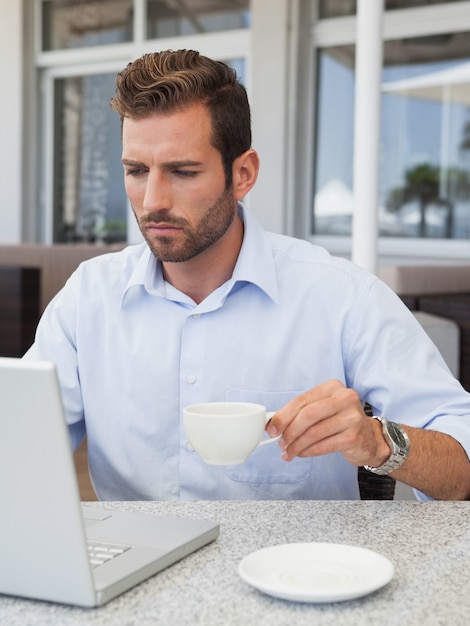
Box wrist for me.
[369,417,392,467]
[364,416,411,476]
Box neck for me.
[161,214,244,304]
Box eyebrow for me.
[121,158,203,168]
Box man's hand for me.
[266,379,390,468]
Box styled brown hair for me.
[110,49,251,186]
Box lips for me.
[145,222,183,236]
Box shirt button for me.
[186,374,197,384]
[192,313,201,319]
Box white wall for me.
[0,1,23,243]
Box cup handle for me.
[257,411,281,447]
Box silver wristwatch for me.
[364,416,410,475]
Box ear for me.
[232,149,260,200]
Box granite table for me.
[0,500,469,625]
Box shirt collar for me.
[229,204,279,303]
[121,204,279,308]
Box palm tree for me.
[386,163,470,238]
[460,120,470,150]
[386,163,440,237]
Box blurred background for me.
[3,1,470,267]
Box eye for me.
[125,167,147,177]
[173,169,198,178]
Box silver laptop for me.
[0,357,219,607]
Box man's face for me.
[122,103,237,263]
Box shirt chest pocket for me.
[223,388,311,484]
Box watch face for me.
[365,417,410,474]
[388,421,408,449]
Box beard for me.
[135,186,237,263]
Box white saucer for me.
[238,542,394,603]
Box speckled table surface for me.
[1,500,469,625]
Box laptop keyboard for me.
[87,540,132,569]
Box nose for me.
[142,170,172,213]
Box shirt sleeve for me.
[343,276,470,458]
[23,269,85,450]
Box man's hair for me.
[110,49,251,186]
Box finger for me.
[281,409,354,460]
[281,390,367,462]
[267,379,345,437]
[281,385,360,446]
[281,429,346,461]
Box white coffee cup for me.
[183,402,280,465]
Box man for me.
[26,50,470,501]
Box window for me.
[41,0,133,50]
[51,73,126,243]
[311,2,470,256]
[318,0,469,19]
[146,0,250,38]
[41,0,250,50]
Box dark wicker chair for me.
[358,466,396,500]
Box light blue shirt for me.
[25,206,470,501]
